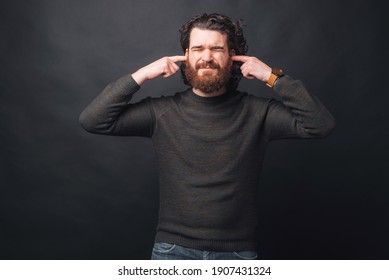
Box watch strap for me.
[266,73,279,88]
[266,67,284,88]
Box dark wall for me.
[1,0,387,259]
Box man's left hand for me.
[231,55,272,83]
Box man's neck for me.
[192,86,226,97]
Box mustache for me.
[195,61,220,70]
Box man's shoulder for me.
[144,89,189,117]
[148,89,188,104]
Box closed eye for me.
[191,46,203,51]
[211,46,225,52]
[190,46,226,52]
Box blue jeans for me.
[151,242,258,260]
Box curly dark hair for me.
[179,13,248,91]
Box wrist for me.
[131,71,147,85]
[266,67,284,88]
[263,67,272,83]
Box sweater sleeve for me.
[263,75,336,140]
[79,74,155,137]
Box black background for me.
[1,0,388,259]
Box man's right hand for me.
[132,55,187,85]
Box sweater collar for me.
[186,88,235,104]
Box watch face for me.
[272,67,284,76]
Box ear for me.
[229,49,236,56]
[185,48,189,56]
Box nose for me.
[201,49,212,62]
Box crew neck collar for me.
[186,88,235,104]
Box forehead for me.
[189,28,228,47]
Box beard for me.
[184,59,232,94]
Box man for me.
[79,13,335,260]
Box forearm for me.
[79,74,140,134]
[272,76,336,138]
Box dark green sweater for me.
[79,74,335,251]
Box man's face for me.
[185,28,233,94]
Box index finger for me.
[231,55,250,62]
[169,55,187,63]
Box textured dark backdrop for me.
[0,0,387,259]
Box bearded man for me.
[79,13,335,260]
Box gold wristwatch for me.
[266,67,284,88]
